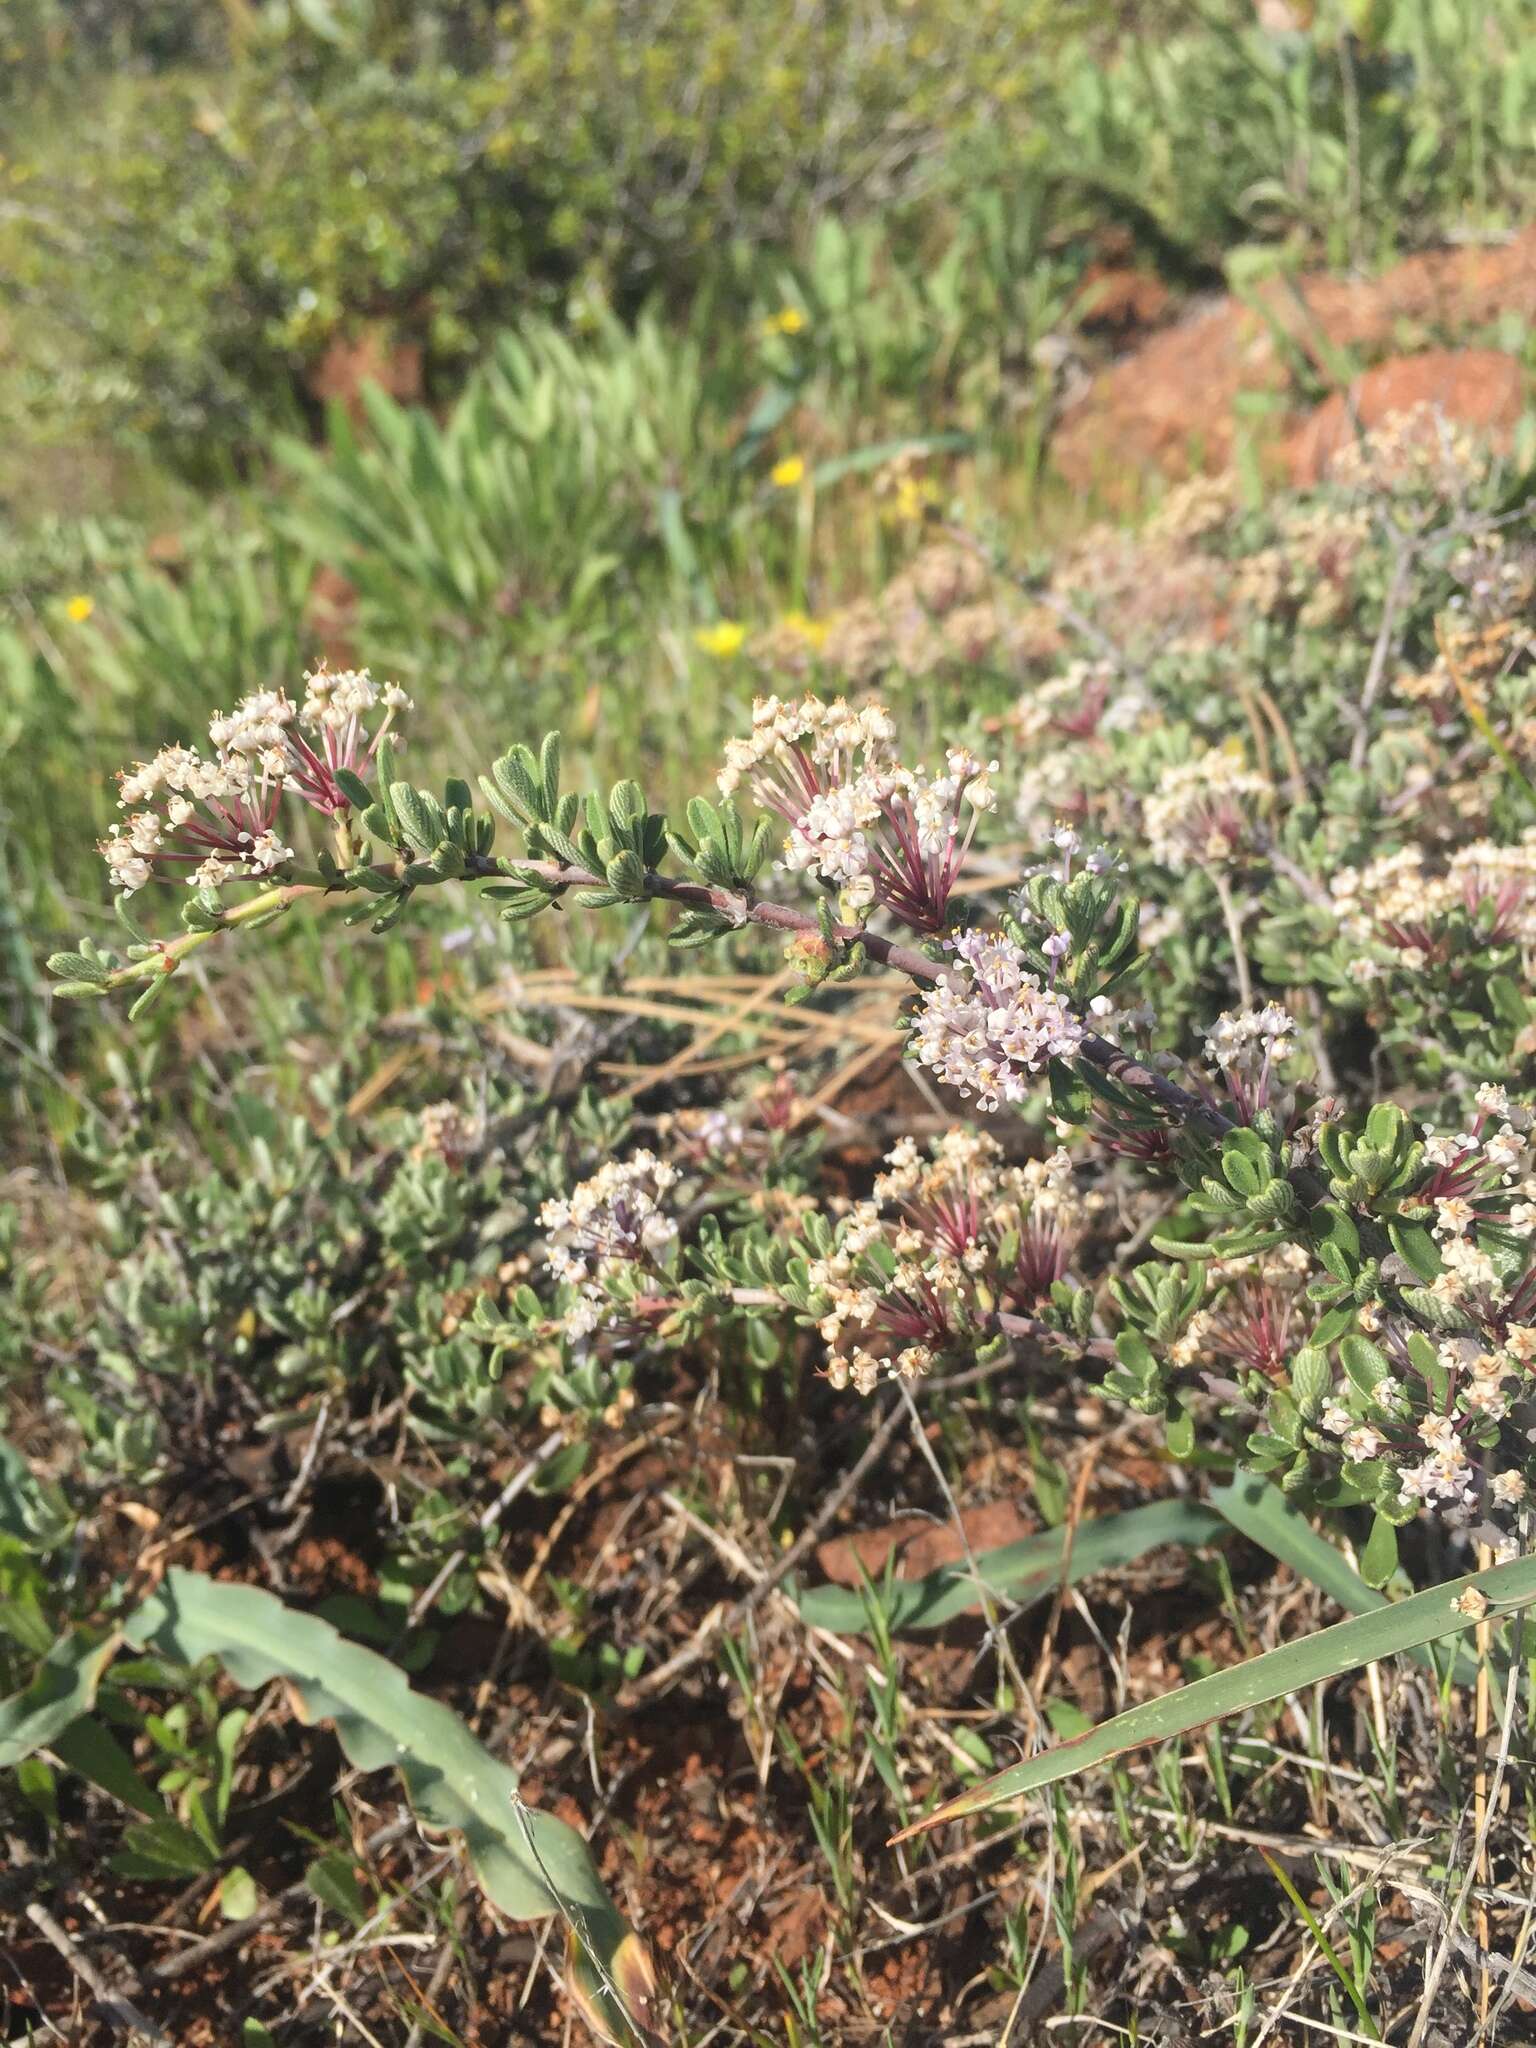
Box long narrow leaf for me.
[1211,1474,1478,1683]
[795,1499,1225,1635]
[1210,1476,1384,1618]
[810,431,974,489]
[0,1573,658,2042]
[123,1572,615,1929]
[893,1550,1536,1839]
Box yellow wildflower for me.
[65,594,95,623]
[780,611,829,651]
[890,475,941,524]
[770,455,807,489]
[694,621,746,659]
[764,307,807,338]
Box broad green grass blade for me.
[126,1573,659,2041]
[810,431,974,488]
[0,1572,657,2042]
[892,1550,1536,1841]
[0,1631,121,1767]
[124,1573,614,1924]
[1210,1474,1478,1683]
[795,1499,1225,1634]
[1210,1476,1384,1618]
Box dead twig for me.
[617,1394,906,1708]
[144,1817,415,1983]
[24,1902,175,2047]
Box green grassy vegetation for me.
[9,1,1536,2041]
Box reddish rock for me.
[307,324,425,419]
[1052,293,1291,494]
[145,530,185,568]
[1075,262,1174,337]
[307,561,359,668]
[1283,348,1527,484]
[815,1500,1036,1588]
[1053,227,1536,497]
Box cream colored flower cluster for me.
[1009,660,1147,748]
[1167,1242,1313,1380]
[719,693,997,927]
[1330,839,1536,966]
[101,664,410,894]
[1144,473,1238,546]
[104,738,295,895]
[1143,746,1270,871]
[1203,1005,1296,1083]
[539,1151,681,1343]
[805,1129,1088,1394]
[1417,1090,1536,1317]
[412,1100,481,1167]
[718,693,896,807]
[909,929,1084,1114]
[300,663,409,733]
[1322,1322,1534,1542]
[1327,403,1485,503]
[1230,503,1371,629]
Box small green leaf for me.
[1164,1401,1196,1461]
[52,1716,165,1820]
[1360,1514,1398,1590]
[332,768,374,810]
[307,1848,370,1927]
[219,1865,260,1921]
[1290,1347,1330,1417]
[110,1814,218,1880]
[1340,1334,1390,1396]
[1387,1220,1441,1282]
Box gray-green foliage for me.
[28,1058,639,1502]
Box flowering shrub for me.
[48,410,1536,1608]
[23,398,1536,2042]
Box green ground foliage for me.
[9,2,1536,2041]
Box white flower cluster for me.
[909,930,1084,1114]
[802,1128,1089,1395]
[413,1100,481,1167]
[1322,1331,1533,1536]
[1302,1087,1536,1536]
[1009,661,1140,748]
[1327,403,1484,503]
[1143,746,1270,871]
[719,694,896,803]
[1203,1005,1296,1082]
[1331,840,1536,963]
[538,1151,681,1342]
[104,739,295,894]
[1230,503,1371,628]
[300,663,411,734]
[101,664,410,894]
[1416,1090,1536,1318]
[718,694,997,925]
[1168,1242,1312,1378]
